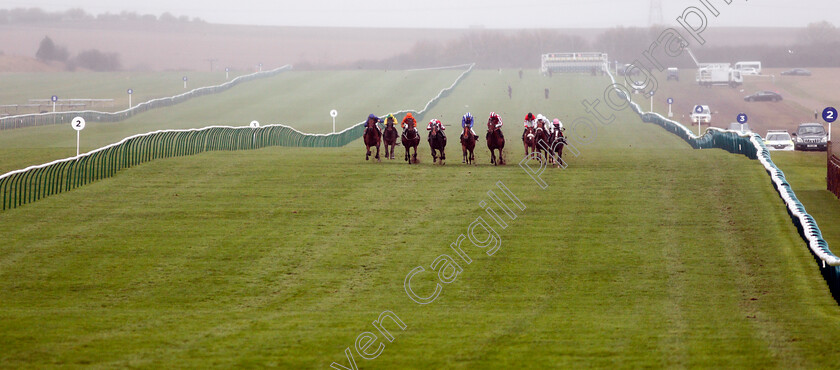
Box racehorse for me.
[535,121,551,160]
[401,124,420,164]
[364,125,381,162]
[487,119,505,165]
[461,125,476,164]
[428,124,447,164]
[549,126,567,167]
[383,121,399,160]
[523,126,536,156]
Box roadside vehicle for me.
[690,105,711,124]
[763,130,794,151]
[696,64,743,87]
[667,68,679,81]
[792,123,828,151]
[727,122,752,134]
[744,91,782,102]
[734,61,762,75]
[780,68,811,76]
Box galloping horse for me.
[401,124,420,164]
[534,120,551,160]
[549,125,567,167]
[364,123,381,162]
[461,125,476,164]
[523,126,536,156]
[382,117,399,160]
[428,122,447,164]
[487,118,505,165]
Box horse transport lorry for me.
[696,63,743,87]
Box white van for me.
[735,61,761,75]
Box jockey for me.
[552,118,564,134]
[427,118,445,133]
[384,114,397,128]
[427,119,445,141]
[462,112,479,141]
[522,112,536,140]
[535,114,549,131]
[401,113,417,130]
[487,112,504,139]
[364,114,383,135]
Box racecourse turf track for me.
[1,69,840,367]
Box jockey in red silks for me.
[487,112,504,140]
[522,112,536,140]
[364,113,383,135]
[427,118,445,133]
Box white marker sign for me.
[250,120,260,128]
[72,117,86,131]
[71,116,85,156]
[330,109,338,133]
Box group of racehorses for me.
[364,113,565,166]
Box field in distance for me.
[1,70,840,367]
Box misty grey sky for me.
[6,0,838,28]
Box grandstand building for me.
[540,52,609,74]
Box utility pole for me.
[649,0,664,26]
[205,58,218,72]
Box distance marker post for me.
[71,116,85,156]
[694,105,703,136]
[667,97,674,118]
[127,88,133,109]
[823,107,837,141]
[737,113,748,134]
[330,109,338,133]
[649,90,654,113]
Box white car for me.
[690,105,711,124]
[764,130,794,151]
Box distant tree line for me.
[35,36,121,71]
[0,7,205,24]
[346,22,840,70]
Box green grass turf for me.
[0,69,463,174]
[0,71,254,112]
[1,71,840,367]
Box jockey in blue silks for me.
[462,112,479,141]
[364,113,383,135]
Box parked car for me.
[792,123,828,151]
[727,122,752,134]
[744,90,782,102]
[690,105,711,124]
[781,68,812,76]
[764,130,794,151]
[666,67,679,81]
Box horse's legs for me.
[462,144,466,163]
[375,144,381,162]
[440,148,445,163]
[366,145,370,161]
